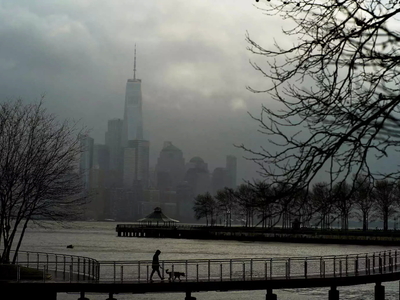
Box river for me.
[18,221,400,300]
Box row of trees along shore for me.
[193,176,400,232]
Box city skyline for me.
[0,0,284,185]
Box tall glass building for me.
[122,78,143,146]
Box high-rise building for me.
[122,47,143,146]
[156,141,185,191]
[226,155,237,188]
[185,156,210,196]
[123,140,150,188]
[105,119,123,171]
[79,134,94,189]
[211,167,228,195]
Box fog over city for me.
[0,0,291,182]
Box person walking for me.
[150,249,164,282]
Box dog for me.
[165,269,185,282]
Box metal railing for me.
[97,249,400,283]
[2,249,400,284]
[3,250,100,282]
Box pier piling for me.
[374,282,385,300]
[328,286,339,300]
[266,288,277,300]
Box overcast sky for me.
[0,0,289,183]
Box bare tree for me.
[193,192,218,226]
[352,174,375,231]
[241,1,400,203]
[0,99,85,263]
[252,181,276,228]
[373,179,397,231]
[234,184,257,227]
[215,187,236,227]
[332,181,353,230]
[310,182,333,229]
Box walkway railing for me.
[4,250,100,282]
[2,249,400,284]
[97,249,400,283]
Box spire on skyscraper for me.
[133,44,137,81]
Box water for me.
[18,221,400,300]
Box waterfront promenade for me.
[2,249,400,300]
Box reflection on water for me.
[18,221,400,300]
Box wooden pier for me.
[116,224,400,245]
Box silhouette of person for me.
[150,249,164,282]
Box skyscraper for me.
[156,141,185,191]
[122,47,143,146]
[105,118,123,171]
[79,134,94,189]
[123,140,150,188]
[226,155,237,188]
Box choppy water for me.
[18,221,400,300]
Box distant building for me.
[211,167,228,195]
[93,144,110,171]
[226,155,237,188]
[105,119,123,170]
[79,134,94,189]
[185,156,210,196]
[186,156,208,172]
[123,140,150,188]
[156,141,185,191]
[176,182,195,222]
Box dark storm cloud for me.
[0,0,289,182]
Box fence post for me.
[285,261,288,279]
[55,255,58,277]
[69,264,73,283]
[355,257,358,275]
[138,261,141,283]
[373,253,376,274]
[230,259,232,281]
[384,251,387,272]
[346,255,348,276]
[270,258,273,279]
[113,261,116,283]
[243,262,245,281]
[78,257,80,281]
[186,260,188,282]
[196,264,199,282]
[83,259,86,280]
[17,265,20,283]
[304,259,307,279]
[220,263,223,281]
[333,256,336,277]
[320,257,323,278]
[208,261,211,281]
[121,266,124,283]
[63,256,66,280]
[265,262,268,280]
[340,260,342,277]
[250,259,253,280]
